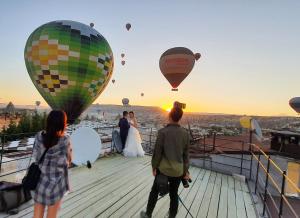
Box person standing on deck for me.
[33,110,73,218]
[118,111,130,150]
[140,106,190,218]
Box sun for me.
[161,103,173,112]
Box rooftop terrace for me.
[1,155,257,218]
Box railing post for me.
[255,153,261,194]
[149,128,153,151]
[212,132,216,151]
[0,135,4,173]
[279,170,286,217]
[240,141,244,174]
[249,130,253,180]
[110,126,114,153]
[203,135,206,146]
[263,156,271,216]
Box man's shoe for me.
[140,211,151,218]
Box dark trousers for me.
[120,134,127,149]
[146,174,181,218]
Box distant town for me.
[1,102,300,138]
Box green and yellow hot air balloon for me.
[24,20,114,123]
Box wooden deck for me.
[1,155,257,218]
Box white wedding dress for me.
[123,119,145,157]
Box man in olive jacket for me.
[141,107,190,218]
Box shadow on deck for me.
[1,155,257,218]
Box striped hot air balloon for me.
[159,47,195,91]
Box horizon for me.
[0,102,298,118]
[1,1,300,116]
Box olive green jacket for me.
[152,124,190,177]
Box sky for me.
[0,0,300,116]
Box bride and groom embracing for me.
[118,111,145,157]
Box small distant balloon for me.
[122,98,129,106]
[112,79,115,84]
[289,97,300,113]
[141,93,144,97]
[35,101,41,107]
[194,53,201,61]
[126,23,131,31]
[90,23,94,28]
[121,53,125,58]
[121,60,125,66]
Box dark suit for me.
[118,117,130,149]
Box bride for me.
[123,111,145,157]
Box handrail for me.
[190,133,300,218]
[250,143,300,194]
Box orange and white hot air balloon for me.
[159,47,195,91]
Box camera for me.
[173,101,186,110]
[181,178,192,188]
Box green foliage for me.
[1,111,48,141]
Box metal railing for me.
[249,143,299,218]
[191,132,299,218]
[0,126,157,181]
[190,133,252,176]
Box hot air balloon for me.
[121,53,125,58]
[159,47,195,91]
[90,23,94,28]
[35,101,41,107]
[289,97,300,113]
[24,20,114,124]
[126,23,131,31]
[141,93,144,97]
[121,60,125,66]
[194,53,201,61]
[112,79,115,84]
[122,98,129,106]
[240,116,252,128]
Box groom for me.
[118,111,130,150]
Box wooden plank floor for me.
[0,155,257,218]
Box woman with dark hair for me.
[123,111,145,157]
[32,110,72,218]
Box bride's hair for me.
[129,111,134,117]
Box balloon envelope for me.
[240,116,252,128]
[35,101,41,107]
[122,98,129,106]
[141,93,144,97]
[121,60,125,65]
[126,23,131,31]
[289,97,300,113]
[121,53,125,58]
[24,20,114,123]
[112,79,115,84]
[159,47,195,91]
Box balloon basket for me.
[172,88,178,91]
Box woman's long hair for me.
[42,110,67,148]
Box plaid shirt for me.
[32,131,71,205]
